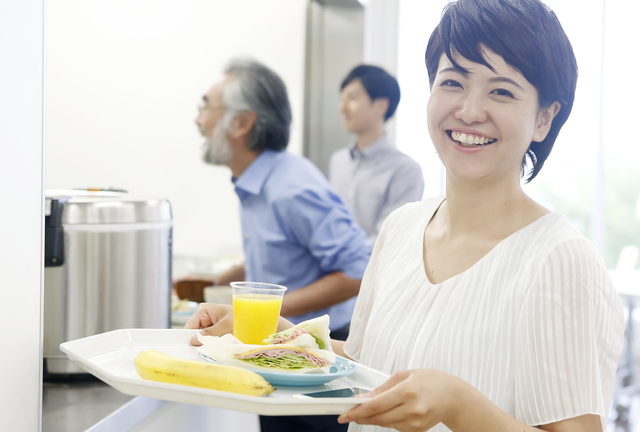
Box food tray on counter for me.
[59,329,390,416]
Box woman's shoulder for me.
[372,196,443,252]
[492,212,610,290]
[386,195,444,224]
[526,213,597,256]
[526,213,616,294]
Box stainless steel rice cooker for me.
[43,192,173,374]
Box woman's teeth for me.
[450,131,496,147]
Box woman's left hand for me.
[338,369,462,432]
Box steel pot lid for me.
[46,192,172,224]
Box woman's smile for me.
[449,130,496,147]
[446,126,498,156]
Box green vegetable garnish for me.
[241,354,317,370]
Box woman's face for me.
[427,48,558,184]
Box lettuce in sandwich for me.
[220,343,336,373]
[263,314,333,351]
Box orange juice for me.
[233,294,283,344]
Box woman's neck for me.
[439,173,540,238]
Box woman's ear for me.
[229,111,257,139]
[532,101,561,142]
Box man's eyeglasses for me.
[197,100,224,114]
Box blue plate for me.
[198,353,357,387]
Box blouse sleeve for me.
[514,238,624,429]
[343,206,397,362]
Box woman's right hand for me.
[184,303,233,346]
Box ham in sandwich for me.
[263,314,333,351]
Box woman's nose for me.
[454,93,488,124]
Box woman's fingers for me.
[359,370,410,398]
[184,303,233,345]
[184,304,217,329]
[189,323,226,345]
[338,370,445,432]
[339,378,406,424]
[345,403,437,432]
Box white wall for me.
[46,0,308,260]
[0,0,45,430]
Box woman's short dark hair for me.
[425,0,578,182]
[223,58,292,152]
[341,65,401,121]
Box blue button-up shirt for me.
[234,150,372,331]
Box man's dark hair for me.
[223,58,292,152]
[425,0,578,182]
[341,65,401,121]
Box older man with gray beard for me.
[185,58,372,432]
[199,101,234,165]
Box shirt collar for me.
[233,150,282,198]
[349,133,392,160]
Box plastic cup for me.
[231,282,287,345]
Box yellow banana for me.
[134,349,274,396]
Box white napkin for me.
[196,333,243,358]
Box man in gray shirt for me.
[329,65,424,242]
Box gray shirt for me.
[328,134,424,242]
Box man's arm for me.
[215,264,245,286]
[173,263,245,302]
[279,271,361,317]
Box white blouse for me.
[343,196,624,432]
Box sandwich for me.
[263,314,333,352]
[219,343,335,373]
[196,315,336,374]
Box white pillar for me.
[362,0,400,142]
[0,0,45,430]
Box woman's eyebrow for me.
[488,76,524,91]
[439,66,466,76]
[439,67,525,91]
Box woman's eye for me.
[491,88,514,98]
[440,79,461,88]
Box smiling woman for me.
[329,0,625,432]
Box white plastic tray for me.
[59,329,389,416]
